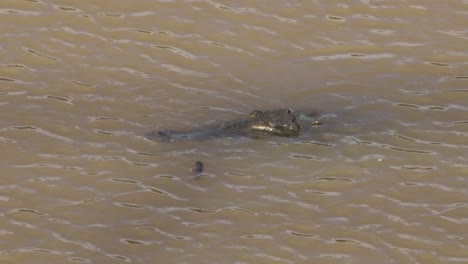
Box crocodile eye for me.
[250,110,262,118]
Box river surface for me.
[1,1,468,263]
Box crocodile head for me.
[247,109,300,137]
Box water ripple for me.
[153,46,197,59]
[289,153,329,161]
[82,64,150,78]
[331,238,376,249]
[434,120,468,127]
[53,5,83,13]
[287,230,319,239]
[372,194,467,212]
[6,125,74,143]
[120,238,160,245]
[395,102,468,111]
[207,1,297,23]
[52,233,101,252]
[10,220,37,229]
[141,185,188,201]
[310,52,396,61]
[0,9,43,16]
[397,234,443,246]
[140,226,192,240]
[342,136,436,155]
[26,94,74,104]
[261,195,323,211]
[202,40,254,56]
[241,234,273,239]
[161,64,209,77]
[23,47,61,61]
[0,247,73,255]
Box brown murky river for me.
[1,1,468,263]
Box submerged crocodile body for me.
[148,109,321,141]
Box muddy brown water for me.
[1,1,468,263]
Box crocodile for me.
[147,108,322,141]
